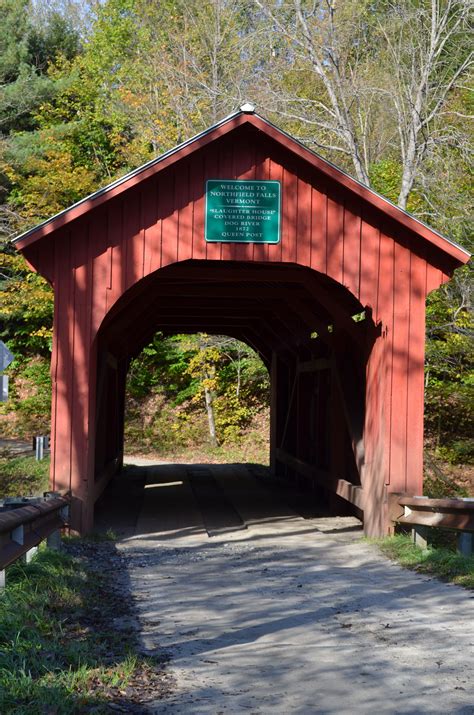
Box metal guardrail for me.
[0,492,70,587]
[393,495,474,556]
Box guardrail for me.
[0,492,70,587]
[392,495,474,556]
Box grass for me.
[64,528,119,544]
[373,533,474,590]
[0,455,50,499]
[0,544,170,714]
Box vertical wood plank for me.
[190,152,206,260]
[342,197,362,300]
[406,252,426,495]
[106,199,125,313]
[142,176,159,277]
[282,165,297,264]
[296,177,311,268]
[426,264,443,294]
[177,160,193,263]
[377,228,395,486]
[52,232,73,493]
[90,209,109,336]
[326,191,344,284]
[160,171,177,267]
[359,209,380,315]
[219,141,239,261]
[310,184,327,275]
[389,239,411,491]
[71,221,92,490]
[124,187,143,289]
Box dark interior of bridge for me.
[93,260,377,534]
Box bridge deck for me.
[94,461,332,538]
[94,462,474,713]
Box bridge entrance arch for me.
[13,108,469,535]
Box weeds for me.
[0,455,50,499]
[0,544,172,713]
[373,533,474,590]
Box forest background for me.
[0,0,472,496]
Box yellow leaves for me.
[30,328,53,339]
[6,144,97,232]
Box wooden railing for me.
[0,492,70,587]
[275,448,365,510]
[392,495,474,556]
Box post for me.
[25,546,38,563]
[35,436,44,461]
[11,524,24,546]
[457,532,474,557]
[412,526,429,550]
[47,530,62,551]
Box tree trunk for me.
[236,352,241,399]
[204,383,218,446]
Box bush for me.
[0,357,51,438]
[0,455,50,498]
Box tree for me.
[379,0,473,209]
[126,333,269,448]
[253,0,388,183]
[254,0,473,209]
[0,253,53,356]
[0,0,80,134]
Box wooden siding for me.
[19,120,466,534]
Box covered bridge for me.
[13,107,469,535]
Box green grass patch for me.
[0,544,171,713]
[0,455,50,499]
[373,533,474,590]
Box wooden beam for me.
[275,448,365,510]
[297,358,331,373]
[330,349,365,472]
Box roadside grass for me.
[0,455,50,499]
[373,533,474,590]
[0,544,171,714]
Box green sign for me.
[205,180,281,243]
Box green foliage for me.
[374,534,474,590]
[435,440,474,466]
[0,253,53,356]
[125,333,270,454]
[0,356,51,437]
[0,546,163,713]
[423,452,469,498]
[0,455,50,498]
[0,0,81,134]
[424,276,473,459]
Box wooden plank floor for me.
[94,461,311,538]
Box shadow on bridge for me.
[94,461,358,540]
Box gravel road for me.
[111,463,474,715]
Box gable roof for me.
[12,107,470,265]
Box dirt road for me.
[107,462,474,714]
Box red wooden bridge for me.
[13,107,469,535]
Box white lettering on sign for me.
[205,179,281,244]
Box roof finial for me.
[240,102,255,113]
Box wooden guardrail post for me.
[458,533,474,557]
[394,496,474,555]
[44,492,70,551]
[0,492,70,588]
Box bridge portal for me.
[13,108,469,534]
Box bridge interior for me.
[95,260,374,526]
[94,461,361,540]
